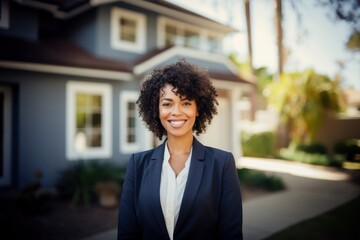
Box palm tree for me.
[267,69,343,146]
[244,0,253,72]
[274,0,284,80]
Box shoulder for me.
[204,145,233,160]
[130,143,164,165]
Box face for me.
[159,84,198,139]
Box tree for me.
[318,0,360,52]
[244,0,253,72]
[267,70,344,145]
[274,0,284,79]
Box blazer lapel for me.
[174,137,205,233]
[148,141,170,239]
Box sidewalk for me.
[84,157,360,240]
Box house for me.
[0,0,255,188]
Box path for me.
[84,157,360,240]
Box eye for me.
[183,101,192,106]
[161,102,172,107]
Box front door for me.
[0,86,12,186]
[199,97,231,151]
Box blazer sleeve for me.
[117,154,142,240]
[218,153,243,240]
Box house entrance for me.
[199,97,231,151]
[0,86,12,186]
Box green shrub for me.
[237,168,285,191]
[296,142,327,154]
[241,131,276,158]
[333,139,360,161]
[56,160,126,206]
[279,145,341,166]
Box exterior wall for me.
[0,1,38,41]
[0,68,147,188]
[95,3,156,61]
[67,10,97,54]
[316,113,360,154]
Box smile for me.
[169,120,186,128]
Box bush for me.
[278,142,342,166]
[296,142,327,154]
[334,139,360,162]
[237,168,285,191]
[56,160,126,206]
[241,131,276,158]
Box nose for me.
[171,104,181,115]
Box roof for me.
[0,36,251,84]
[15,0,237,32]
[0,37,131,72]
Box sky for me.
[167,0,360,90]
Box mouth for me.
[168,120,186,128]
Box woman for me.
[118,60,243,240]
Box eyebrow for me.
[160,97,191,102]
[160,98,173,102]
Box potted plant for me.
[95,181,120,208]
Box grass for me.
[264,195,360,240]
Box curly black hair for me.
[137,59,218,140]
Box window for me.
[120,91,141,153]
[208,35,222,53]
[111,8,146,53]
[0,0,9,29]
[184,29,200,49]
[165,24,179,46]
[158,17,223,53]
[66,81,112,160]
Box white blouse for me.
[160,142,192,240]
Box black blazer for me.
[117,137,243,240]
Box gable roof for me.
[0,36,252,84]
[15,0,237,32]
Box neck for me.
[167,134,193,155]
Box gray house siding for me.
[68,10,98,55]
[95,4,158,62]
[0,67,142,188]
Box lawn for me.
[265,195,360,240]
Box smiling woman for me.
[117,59,244,240]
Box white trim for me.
[120,91,141,153]
[15,0,91,19]
[114,0,237,33]
[133,46,233,75]
[0,0,9,29]
[0,61,133,81]
[0,86,12,186]
[66,81,112,160]
[212,79,253,92]
[110,7,147,54]
[157,16,224,53]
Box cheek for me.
[159,108,169,118]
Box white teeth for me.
[170,120,185,127]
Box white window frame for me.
[157,17,224,53]
[110,7,146,54]
[0,0,9,29]
[120,91,142,154]
[0,86,12,186]
[66,81,112,160]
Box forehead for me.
[160,84,178,97]
[159,84,194,101]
